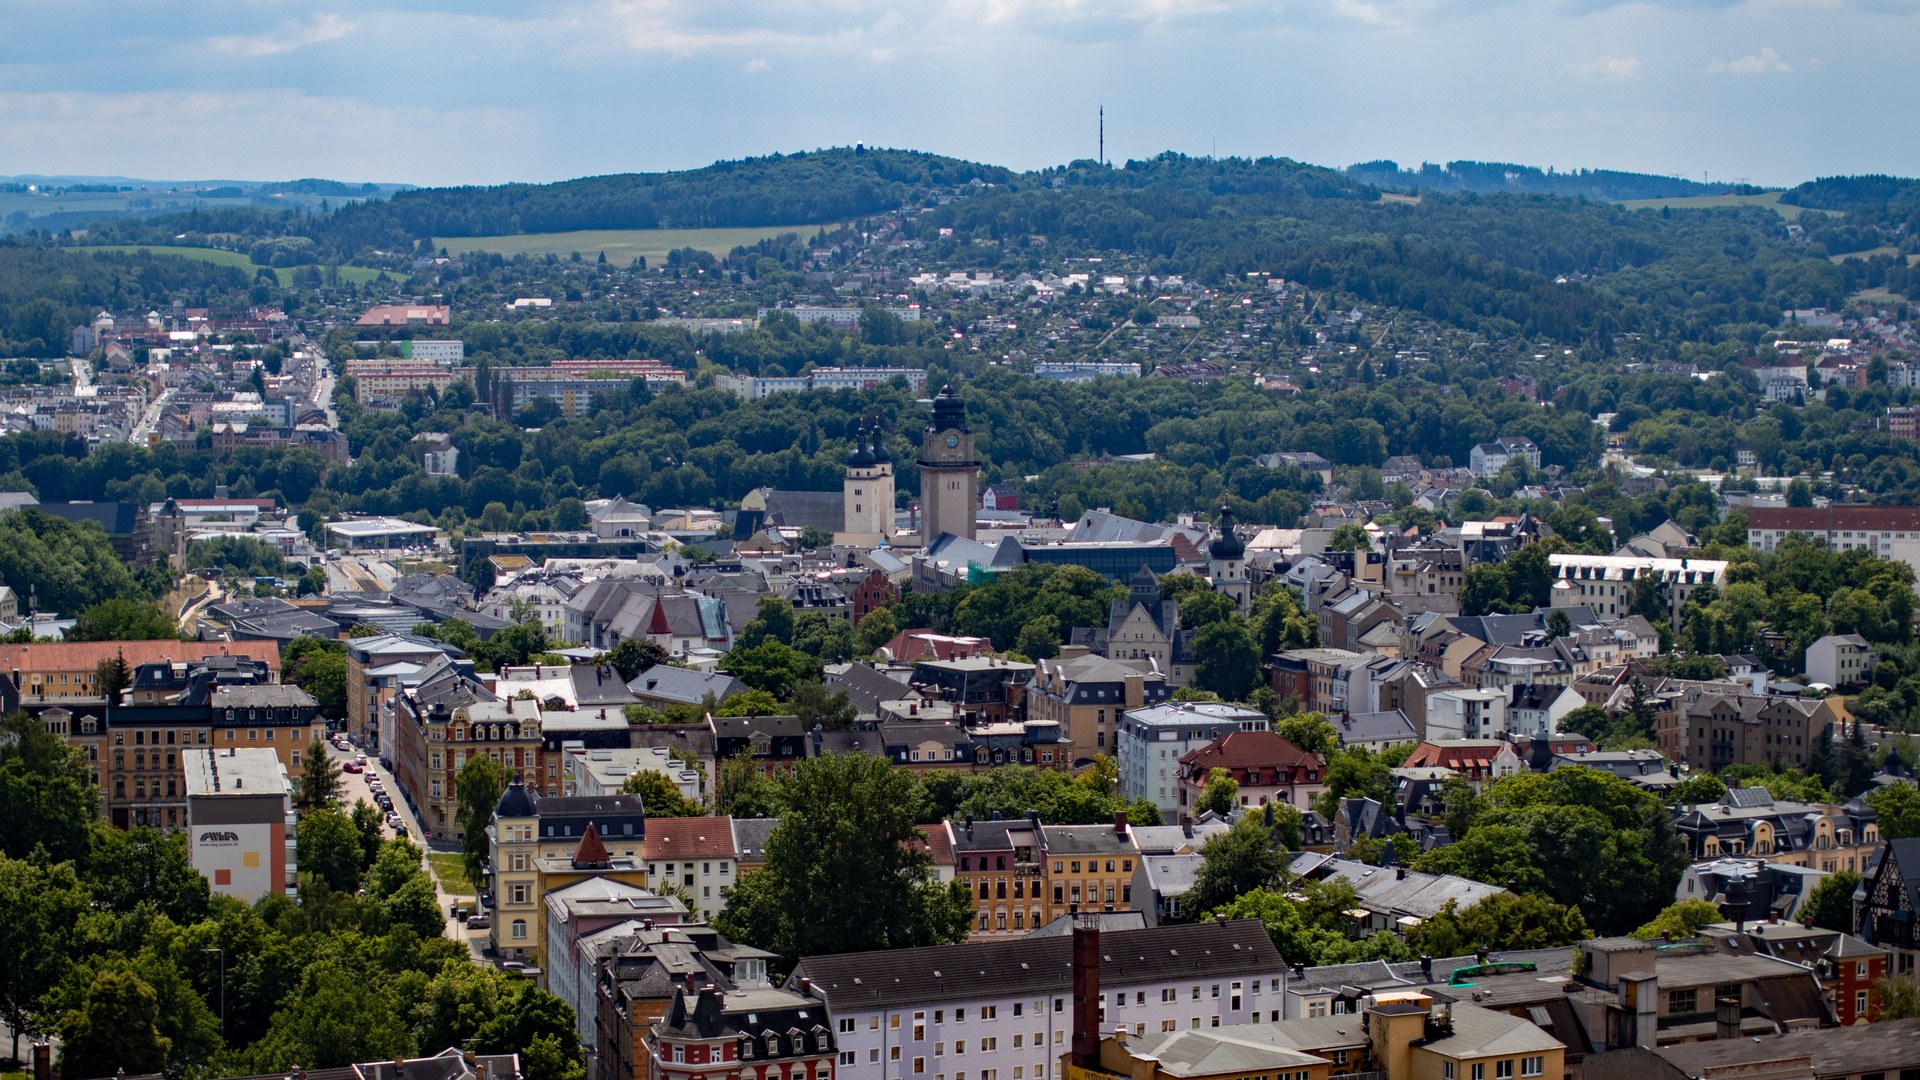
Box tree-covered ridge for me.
[1346,159,1757,201]
[1780,174,1920,211]
[0,246,251,356]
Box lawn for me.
[430,225,824,267]
[427,853,476,897]
[1615,191,1836,219]
[72,245,387,286]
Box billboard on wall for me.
[190,821,278,902]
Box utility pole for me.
[1099,105,1104,167]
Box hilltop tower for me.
[838,422,896,546]
[917,386,980,543]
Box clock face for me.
[946,434,959,448]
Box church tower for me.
[838,422,896,546]
[917,385,980,543]
[1210,505,1250,614]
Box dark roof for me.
[495,780,537,819]
[762,490,845,533]
[35,501,142,534]
[629,664,746,706]
[787,919,1281,1011]
[1651,1017,1920,1076]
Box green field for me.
[1615,190,1835,219]
[427,853,476,897]
[431,225,825,266]
[72,245,387,286]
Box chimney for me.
[1420,955,1433,983]
[1114,810,1128,836]
[799,977,814,997]
[34,1043,50,1080]
[1071,918,1102,1070]
[1715,996,1740,1041]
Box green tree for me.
[1872,976,1920,1021]
[300,736,341,810]
[84,825,210,923]
[1276,713,1338,757]
[1545,608,1572,641]
[791,681,858,732]
[719,640,822,699]
[1631,898,1724,939]
[56,969,171,1080]
[282,639,348,719]
[1013,615,1063,660]
[622,770,704,818]
[1666,772,1728,806]
[67,599,181,641]
[711,751,784,819]
[714,752,973,966]
[94,650,132,701]
[1867,784,1920,840]
[1787,478,1815,508]
[1194,620,1261,701]
[351,798,387,869]
[1411,893,1591,957]
[0,855,89,1064]
[605,638,672,682]
[241,960,414,1070]
[385,873,448,939]
[735,595,797,648]
[297,808,364,894]
[1194,766,1240,818]
[456,753,510,885]
[1188,813,1290,914]
[1327,524,1370,551]
[0,712,99,865]
[856,607,899,656]
[1800,870,1860,933]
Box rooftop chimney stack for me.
[1071,917,1102,1070]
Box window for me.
[1444,1063,1454,1079]
[871,1050,881,1064]
[981,1039,996,1052]
[1496,1061,1514,1079]
[840,1053,856,1066]
[982,1007,996,1020]
[914,1060,926,1075]
[1668,989,1698,1014]
[1471,1065,1484,1080]
[1520,1058,1543,1078]
[1162,989,1176,1003]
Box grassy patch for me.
[72,246,387,286]
[1851,287,1906,305]
[427,853,476,896]
[430,225,825,267]
[1615,191,1836,219]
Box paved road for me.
[329,739,490,961]
[131,386,175,444]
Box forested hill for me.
[1780,174,1920,211]
[1345,159,1761,201]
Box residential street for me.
[327,740,490,961]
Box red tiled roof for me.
[642,816,739,859]
[1403,741,1509,768]
[1746,506,1920,532]
[573,822,610,865]
[0,640,282,673]
[1178,730,1320,772]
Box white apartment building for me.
[1115,701,1269,815]
[787,920,1286,1080]
[562,745,701,799]
[1426,688,1509,741]
[1547,552,1727,626]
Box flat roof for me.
[326,517,439,538]
[184,747,287,796]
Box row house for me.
[645,984,836,1080]
[1026,652,1169,767]
[1672,787,1881,875]
[1401,740,1526,788]
[948,815,1045,938]
[1177,730,1325,813]
[1683,692,1837,771]
[1859,837,1920,978]
[909,657,1036,726]
[1547,552,1728,626]
[786,919,1286,1080]
[595,923,777,1080]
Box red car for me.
[343,761,364,773]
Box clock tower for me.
[917,385,980,543]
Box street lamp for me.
[202,947,225,1037]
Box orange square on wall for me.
[214,869,232,885]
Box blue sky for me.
[1,0,1914,188]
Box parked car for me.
[394,824,408,839]
[354,754,367,766]
[498,960,525,973]
[466,915,491,930]
[343,762,363,774]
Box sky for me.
[1,0,1915,189]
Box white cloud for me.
[1708,46,1790,74]
[207,13,356,57]
[1328,0,1433,27]
[1576,54,1642,80]
[745,57,770,71]
[0,90,538,184]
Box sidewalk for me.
[328,740,489,962]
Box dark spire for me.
[1209,505,1246,560]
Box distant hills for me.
[1343,160,1765,202]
